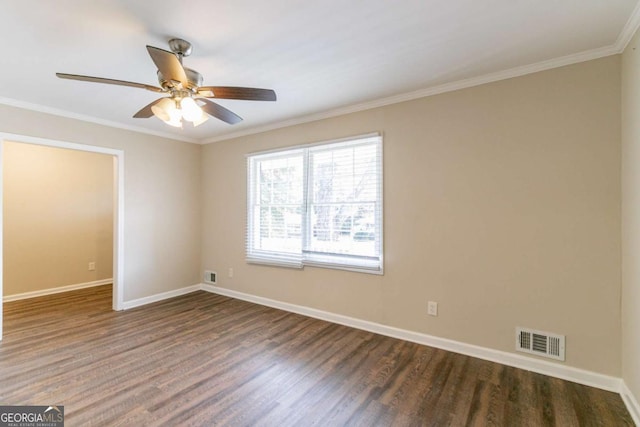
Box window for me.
[247,133,383,273]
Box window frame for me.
[246,133,383,275]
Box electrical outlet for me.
[427,301,438,316]
[228,268,234,278]
[88,262,96,271]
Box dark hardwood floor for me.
[0,285,633,426]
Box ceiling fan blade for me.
[146,46,188,87]
[197,86,277,101]
[198,98,243,125]
[133,98,166,118]
[56,73,164,93]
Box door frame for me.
[0,133,125,339]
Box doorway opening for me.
[0,133,125,339]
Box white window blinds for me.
[247,133,383,273]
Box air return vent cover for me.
[516,327,565,361]
[204,270,217,285]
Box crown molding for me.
[1,17,634,147]
[0,96,198,144]
[615,0,640,52]
[203,44,618,144]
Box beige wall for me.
[202,56,621,375]
[3,142,113,295]
[0,53,625,380]
[622,29,640,405]
[0,106,202,302]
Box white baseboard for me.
[122,284,202,310]
[200,284,622,393]
[3,278,113,302]
[621,381,640,426]
[85,281,638,421]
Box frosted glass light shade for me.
[167,106,182,126]
[181,97,202,122]
[192,109,209,127]
[151,98,182,127]
[151,98,175,122]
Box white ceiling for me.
[0,0,638,144]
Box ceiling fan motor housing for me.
[157,68,203,91]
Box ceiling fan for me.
[56,38,276,128]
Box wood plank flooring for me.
[0,285,634,426]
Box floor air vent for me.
[516,327,565,361]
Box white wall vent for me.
[516,327,565,361]
[204,270,217,285]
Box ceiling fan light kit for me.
[150,95,208,128]
[56,38,276,128]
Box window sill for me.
[246,257,383,275]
